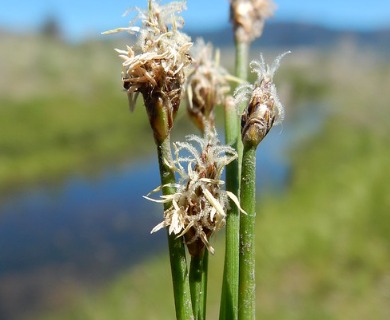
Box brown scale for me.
[241,88,276,147]
[187,78,216,133]
[184,146,219,256]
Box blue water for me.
[0,131,291,276]
[0,159,167,276]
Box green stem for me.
[201,251,208,319]
[238,145,257,320]
[235,41,249,82]
[219,38,250,320]
[156,135,193,320]
[189,251,208,320]
[220,99,240,320]
[235,41,249,173]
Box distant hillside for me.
[187,21,390,51]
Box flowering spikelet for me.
[230,0,275,43]
[235,52,290,147]
[146,130,245,256]
[185,39,231,132]
[103,0,192,142]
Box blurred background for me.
[0,1,389,319]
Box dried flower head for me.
[235,52,290,147]
[230,0,275,43]
[185,39,231,132]
[146,131,245,256]
[103,0,192,142]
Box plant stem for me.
[220,99,240,320]
[156,134,193,320]
[189,251,208,320]
[219,36,250,320]
[238,145,257,320]
[201,251,208,319]
[235,41,249,83]
[235,41,249,173]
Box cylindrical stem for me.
[219,29,250,320]
[201,251,208,319]
[189,251,208,320]
[156,125,193,320]
[220,99,240,320]
[219,33,250,320]
[238,145,257,320]
[235,41,249,86]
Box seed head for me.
[235,52,290,147]
[230,0,275,43]
[146,131,245,256]
[103,0,192,142]
[185,39,231,133]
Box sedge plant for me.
[104,0,288,319]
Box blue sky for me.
[1,0,389,41]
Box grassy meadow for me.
[1,32,389,319]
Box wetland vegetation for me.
[1,29,389,319]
